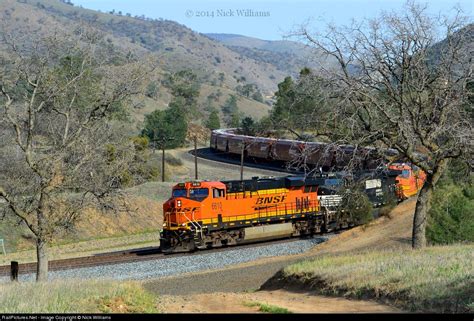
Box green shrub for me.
[378,198,398,219]
[339,188,374,225]
[427,181,474,245]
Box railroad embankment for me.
[259,198,474,313]
[265,244,473,313]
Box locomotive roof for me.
[221,175,327,193]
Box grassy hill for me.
[257,198,474,313]
[0,0,292,129]
[1,0,291,92]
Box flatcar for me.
[160,171,400,253]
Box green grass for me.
[244,301,292,314]
[0,280,159,313]
[283,244,474,313]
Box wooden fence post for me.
[11,261,18,282]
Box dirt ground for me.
[155,198,416,313]
[157,290,402,313]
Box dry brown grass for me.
[309,198,417,255]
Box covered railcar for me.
[210,129,395,172]
[214,132,228,152]
[227,134,245,154]
[271,139,302,162]
[305,142,334,169]
[246,137,276,159]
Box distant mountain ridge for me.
[205,33,335,77]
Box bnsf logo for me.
[255,195,286,205]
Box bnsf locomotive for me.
[159,168,414,253]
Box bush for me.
[427,181,474,245]
[339,188,374,225]
[205,109,221,130]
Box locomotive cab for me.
[161,181,227,253]
[388,163,426,199]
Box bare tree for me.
[0,23,153,281]
[294,2,473,248]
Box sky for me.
[72,0,473,40]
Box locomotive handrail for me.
[182,211,203,239]
[212,200,320,225]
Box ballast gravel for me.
[0,237,330,283]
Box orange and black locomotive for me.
[160,171,404,253]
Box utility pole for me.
[152,129,157,154]
[240,141,245,181]
[162,145,165,182]
[194,136,198,180]
[153,135,174,182]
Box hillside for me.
[205,33,337,78]
[0,0,286,129]
[0,1,290,90]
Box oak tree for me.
[295,2,473,248]
[0,24,152,281]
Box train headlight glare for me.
[182,223,186,226]
[177,200,182,207]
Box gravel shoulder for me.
[0,238,327,283]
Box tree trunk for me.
[36,197,48,282]
[412,180,434,249]
[36,237,48,282]
[412,159,449,249]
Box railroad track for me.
[0,235,331,278]
[0,247,164,277]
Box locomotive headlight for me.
[177,200,182,207]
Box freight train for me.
[158,128,426,253]
[159,165,422,253]
[210,128,426,200]
[210,129,400,171]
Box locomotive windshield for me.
[172,189,187,197]
[189,188,209,201]
[171,188,209,201]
